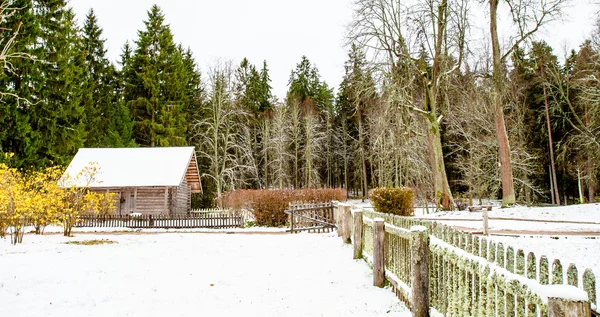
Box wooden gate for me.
[285,202,336,233]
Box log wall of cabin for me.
[90,183,191,216]
[134,187,170,215]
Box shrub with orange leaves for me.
[222,188,347,227]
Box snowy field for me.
[417,203,600,233]
[0,232,409,317]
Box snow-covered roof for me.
[61,147,197,188]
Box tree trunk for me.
[585,103,595,203]
[427,117,454,210]
[342,117,349,198]
[578,168,584,204]
[494,104,516,205]
[263,119,269,190]
[549,165,555,205]
[542,68,560,205]
[588,159,595,203]
[358,110,368,201]
[490,0,516,206]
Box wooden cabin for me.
[61,147,201,216]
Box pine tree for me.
[230,58,275,189]
[287,56,331,188]
[31,3,86,166]
[80,9,132,148]
[337,44,376,198]
[0,0,40,167]
[1,1,86,167]
[122,5,197,147]
[180,46,203,143]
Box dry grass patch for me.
[65,239,117,245]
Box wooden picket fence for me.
[285,202,336,233]
[336,203,596,317]
[76,213,244,229]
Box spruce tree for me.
[31,3,86,166]
[1,1,86,167]
[122,5,198,147]
[0,0,40,167]
[80,9,132,148]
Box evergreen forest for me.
[2,1,600,209]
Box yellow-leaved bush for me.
[0,157,116,244]
[370,187,415,216]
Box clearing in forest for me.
[0,232,409,317]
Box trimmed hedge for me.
[371,187,414,216]
[222,188,347,227]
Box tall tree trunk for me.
[585,103,595,203]
[342,116,349,198]
[358,111,368,200]
[421,0,454,210]
[490,0,516,206]
[578,168,585,204]
[326,112,333,188]
[588,160,595,203]
[549,165,555,204]
[542,67,560,205]
[494,103,516,205]
[262,119,269,190]
[427,117,453,210]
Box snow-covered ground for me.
[0,232,409,317]
[348,200,600,232]
[33,225,290,234]
[417,203,600,233]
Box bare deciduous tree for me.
[301,102,325,188]
[349,0,469,209]
[267,102,292,189]
[486,0,569,205]
[192,62,253,205]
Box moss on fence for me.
[354,209,598,317]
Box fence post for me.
[410,225,430,317]
[342,206,352,244]
[373,217,385,287]
[483,208,489,235]
[547,296,590,317]
[336,203,344,237]
[353,210,363,259]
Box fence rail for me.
[76,214,244,229]
[336,203,596,317]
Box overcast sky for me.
[69,0,598,100]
